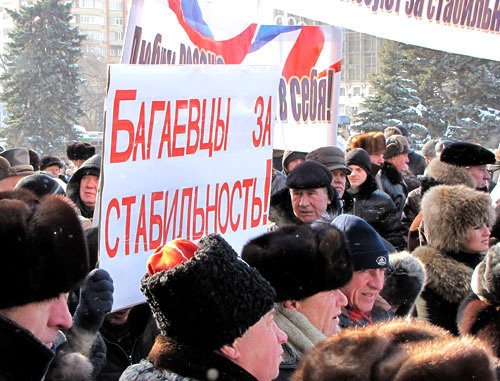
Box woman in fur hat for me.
[412,184,495,334]
[346,148,406,250]
[241,224,353,381]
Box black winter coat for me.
[347,175,406,250]
[97,304,159,381]
[376,162,408,219]
[0,315,54,381]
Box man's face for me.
[370,154,385,166]
[341,268,386,313]
[290,187,331,223]
[293,289,348,336]
[286,158,304,173]
[232,310,287,381]
[467,165,491,189]
[388,154,409,173]
[44,165,61,178]
[105,307,133,326]
[348,165,368,189]
[0,293,72,348]
[80,174,99,208]
[331,169,347,198]
[0,175,27,191]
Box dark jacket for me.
[412,246,482,335]
[347,175,406,250]
[269,187,342,227]
[67,154,101,219]
[97,304,159,381]
[120,335,258,381]
[375,162,407,219]
[408,151,426,176]
[339,295,395,329]
[0,315,54,381]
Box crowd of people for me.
[1,128,500,381]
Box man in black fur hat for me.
[121,235,287,381]
[269,161,342,227]
[0,190,90,380]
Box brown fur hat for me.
[0,190,89,309]
[292,319,497,381]
[421,184,495,252]
[349,132,386,155]
[241,224,352,302]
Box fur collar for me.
[412,246,481,303]
[426,159,476,188]
[148,335,257,381]
[381,162,403,185]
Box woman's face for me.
[460,223,491,253]
[348,165,368,189]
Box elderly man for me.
[440,142,496,192]
[120,234,287,381]
[269,161,342,227]
[375,135,409,218]
[67,154,101,219]
[242,223,353,380]
[0,190,90,380]
[332,214,395,328]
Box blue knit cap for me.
[331,215,389,271]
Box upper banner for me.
[121,0,343,152]
[268,0,500,61]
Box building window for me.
[109,16,123,25]
[79,0,104,9]
[353,87,361,96]
[340,87,345,96]
[86,45,105,56]
[86,30,105,41]
[109,1,123,10]
[109,31,123,41]
[80,15,105,25]
[110,46,122,56]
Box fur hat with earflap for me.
[349,132,386,155]
[0,189,89,309]
[241,224,353,302]
[421,184,495,252]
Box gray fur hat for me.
[421,184,495,252]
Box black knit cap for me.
[40,155,63,171]
[440,142,495,167]
[242,224,353,302]
[346,148,372,175]
[141,234,276,351]
[15,173,66,197]
[0,190,89,309]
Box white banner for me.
[268,0,500,61]
[121,0,344,152]
[99,64,281,310]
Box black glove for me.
[73,268,114,333]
